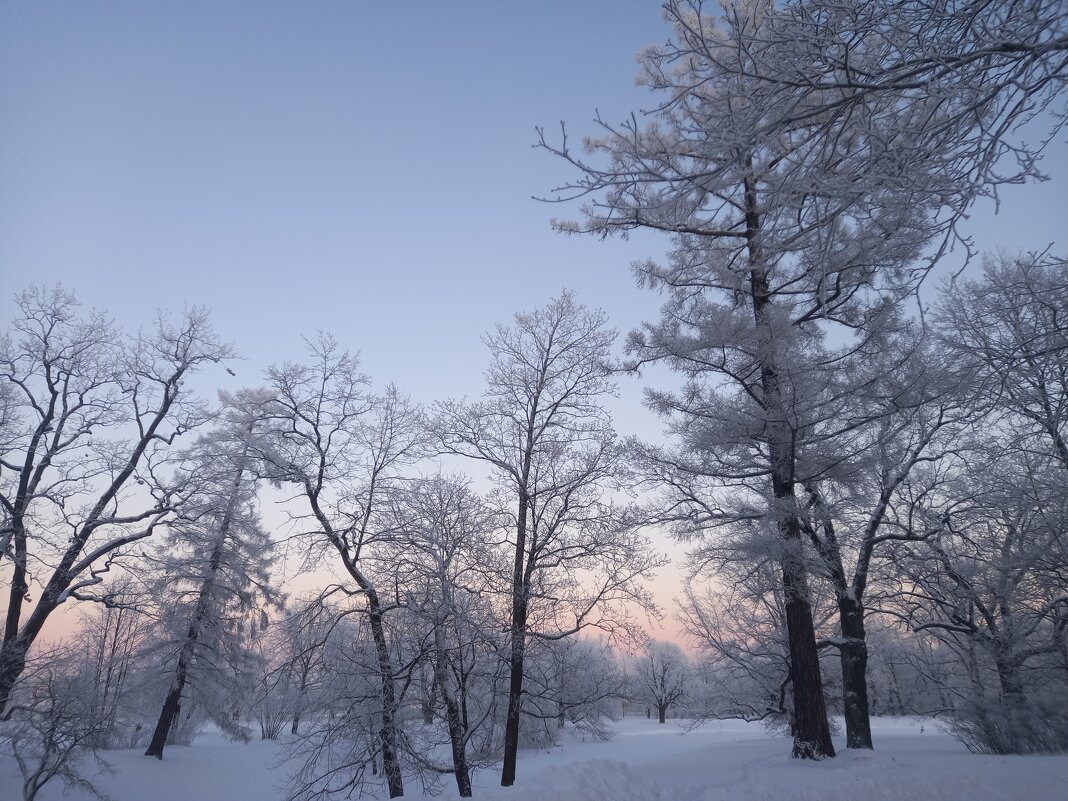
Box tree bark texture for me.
[745,167,835,760]
[367,594,404,799]
[838,596,873,749]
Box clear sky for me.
[3,1,1066,643]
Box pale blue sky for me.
[2,1,1065,439]
[1,2,668,432]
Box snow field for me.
[4,716,1067,801]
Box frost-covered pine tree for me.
[540,0,1066,758]
[143,417,278,759]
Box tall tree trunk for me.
[744,165,834,760]
[144,645,193,759]
[658,704,667,724]
[779,528,836,759]
[838,596,873,749]
[366,594,404,798]
[146,454,247,760]
[434,630,472,798]
[0,635,30,713]
[501,488,531,788]
[3,519,28,645]
[145,554,219,759]
[0,585,61,712]
[804,483,874,750]
[887,661,904,714]
[995,652,1024,701]
[500,601,528,786]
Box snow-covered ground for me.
[4,716,1067,801]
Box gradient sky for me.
[3,1,1066,643]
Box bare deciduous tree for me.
[247,337,426,799]
[0,286,230,712]
[436,292,662,785]
[634,639,689,724]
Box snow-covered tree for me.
[938,252,1068,465]
[708,0,1068,260]
[1,646,113,801]
[523,636,624,741]
[143,420,278,759]
[887,443,1068,753]
[384,473,503,797]
[75,582,152,749]
[791,329,971,748]
[633,639,689,724]
[252,597,339,739]
[0,286,231,712]
[247,337,426,799]
[540,0,1068,759]
[435,292,663,785]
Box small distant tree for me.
[634,639,689,724]
[524,636,623,741]
[242,596,340,742]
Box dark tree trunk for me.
[145,595,209,760]
[804,483,874,750]
[3,519,28,646]
[838,596,873,749]
[887,661,904,715]
[367,595,404,798]
[145,652,191,759]
[500,601,528,787]
[744,166,834,760]
[290,713,300,736]
[501,487,531,788]
[780,540,836,759]
[445,695,472,798]
[0,635,29,714]
[658,704,667,724]
[421,664,437,724]
[0,586,61,713]
[995,653,1024,702]
[145,492,235,761]
[435,645,472,798]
